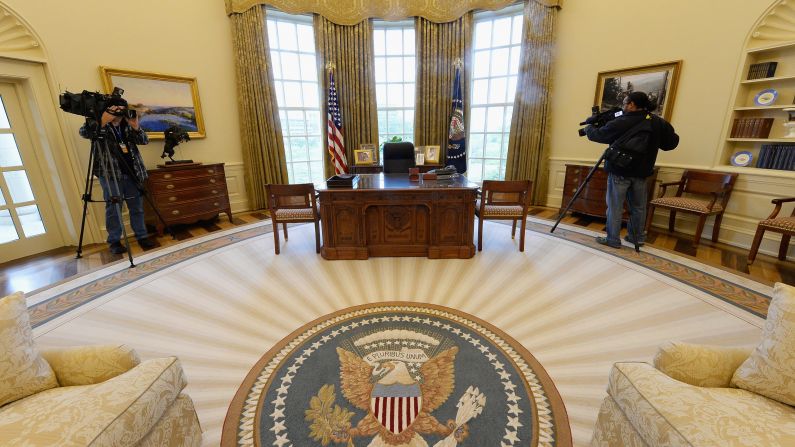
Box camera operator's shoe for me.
[595,236,622,249]
[623,235,645,246]
[109,241,127,254]
[138,238,157,250]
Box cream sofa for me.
[591,283,795,446]
[1,292,202,446]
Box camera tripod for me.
[550,149,641,253]
[75,121,172,267]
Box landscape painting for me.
[594,60,681,121]
[100,67,205,139]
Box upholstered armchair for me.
[0,292,202,446]
[591,282,795,446]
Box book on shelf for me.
[731,117,774,138]
[756,144,795,170]
[747,61,778,80]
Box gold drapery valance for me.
[225,0,561,25]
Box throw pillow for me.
[0,292,58,407]
[731,282,795,405]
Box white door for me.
[0,82,62,262]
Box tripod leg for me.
[97,139,136,268]
[551,151,607,233]
[76,144,97,259]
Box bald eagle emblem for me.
[305,329,486,447]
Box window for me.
[468,6,524,182]
[267,12,324,184]
[373,22,416,157]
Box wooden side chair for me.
[748,197,795,264]
[266,183,320,255]
[476,180,532,252]
[645,170,738,246]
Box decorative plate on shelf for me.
[754,88,778,106]
[730,150,753,167]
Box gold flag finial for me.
[453,58,463,69]
[325,61,336,72]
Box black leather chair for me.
[383,142,416,173]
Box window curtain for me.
[414,14,473,159]
[230,6,288,209]
[314,16,379,176]
[504,0,560,204]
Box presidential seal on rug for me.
[222,303,572,447]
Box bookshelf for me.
[720,39,795,173]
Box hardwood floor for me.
[1,207,793,297]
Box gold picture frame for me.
[354,148,375,165]
[594,60,682,121]
[359,143,378,164]
[100,66,206,139]
[424,145,440,164]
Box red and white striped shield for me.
[370,394,423,435]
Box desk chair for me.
[476,180,532,252]
[383,142,416,173]
[266,183,320,255]
[748,197,795,264]
[645,170,738,246]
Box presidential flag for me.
[327,72,349,174]
[447,66,467,173]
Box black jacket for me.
[585,110,679,178]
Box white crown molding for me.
[0,6,42,59]
[751,0,795,42]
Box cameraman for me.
[79,97,156,254]
[584,91,679,249]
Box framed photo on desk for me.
[354,146,376,165]
[424,145,440,164]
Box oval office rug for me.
[223,302,572,447]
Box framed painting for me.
[100,67,205,139]
[594,60,682,121]
[354,148,375,165]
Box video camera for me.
[578,106,622,137]
[162,125,191,162]
[59,86,129,122]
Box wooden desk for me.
[318,174,478,260]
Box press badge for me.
[119,143,129,154]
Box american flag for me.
[327,72,349,174]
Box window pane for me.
[489,77,507,103]
[0,209,18,243]
[292,162,311,183]
[484,159,501,180]
[277,22,298,50]
[283,82,302,107]
[283,138,292,162]
[0,189,5,206]
[300,54,317,81]
[493,17,512,46]
[470,107,486,132]
[376,84,387,108]
[386,57,403,82]
[387,110,403,134]
[472,79,488,105]
[485,134,502,158]
[378,110,387,135]
[468,160,483,182]
[404,110,414,135]
[501,130,511,157]
[16,204,44,237]
[302,82,319,108]
[267,20,279,48]
[403,57,415,83]
[404,84,415,108]
[486,106,504,132]
[473,51,490,79]
[512,15,523,44]
[310,161,324,183]
[291,137,308,161]
[375,57,387,81]
[296,24,314,52]
[506,76,518,104]
[4,170,34,203]
[491,48,509,76]
[403,30,415,55]
[474,21,492,49]
[271,51,283,78]
[0,97,10,128]
[504,106,514,132]
[374,30,386,55]
[386,29,402,55]
[287,110,305,135]
[281,52,301,80]
[387,84,403,107]
[0,134,22,167]
[307,137,323,160]
[306,110,321,135]
[469,133,485,158]
[510,46,521,74]
[274,81,285,107]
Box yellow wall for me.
[3,0,243,169]
[550,0,775,167]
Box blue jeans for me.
[605,174,647,246]
[98,175,148,244]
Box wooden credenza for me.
[318,174,478,260]
[144,163,232,235]
[560,164,658,219]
